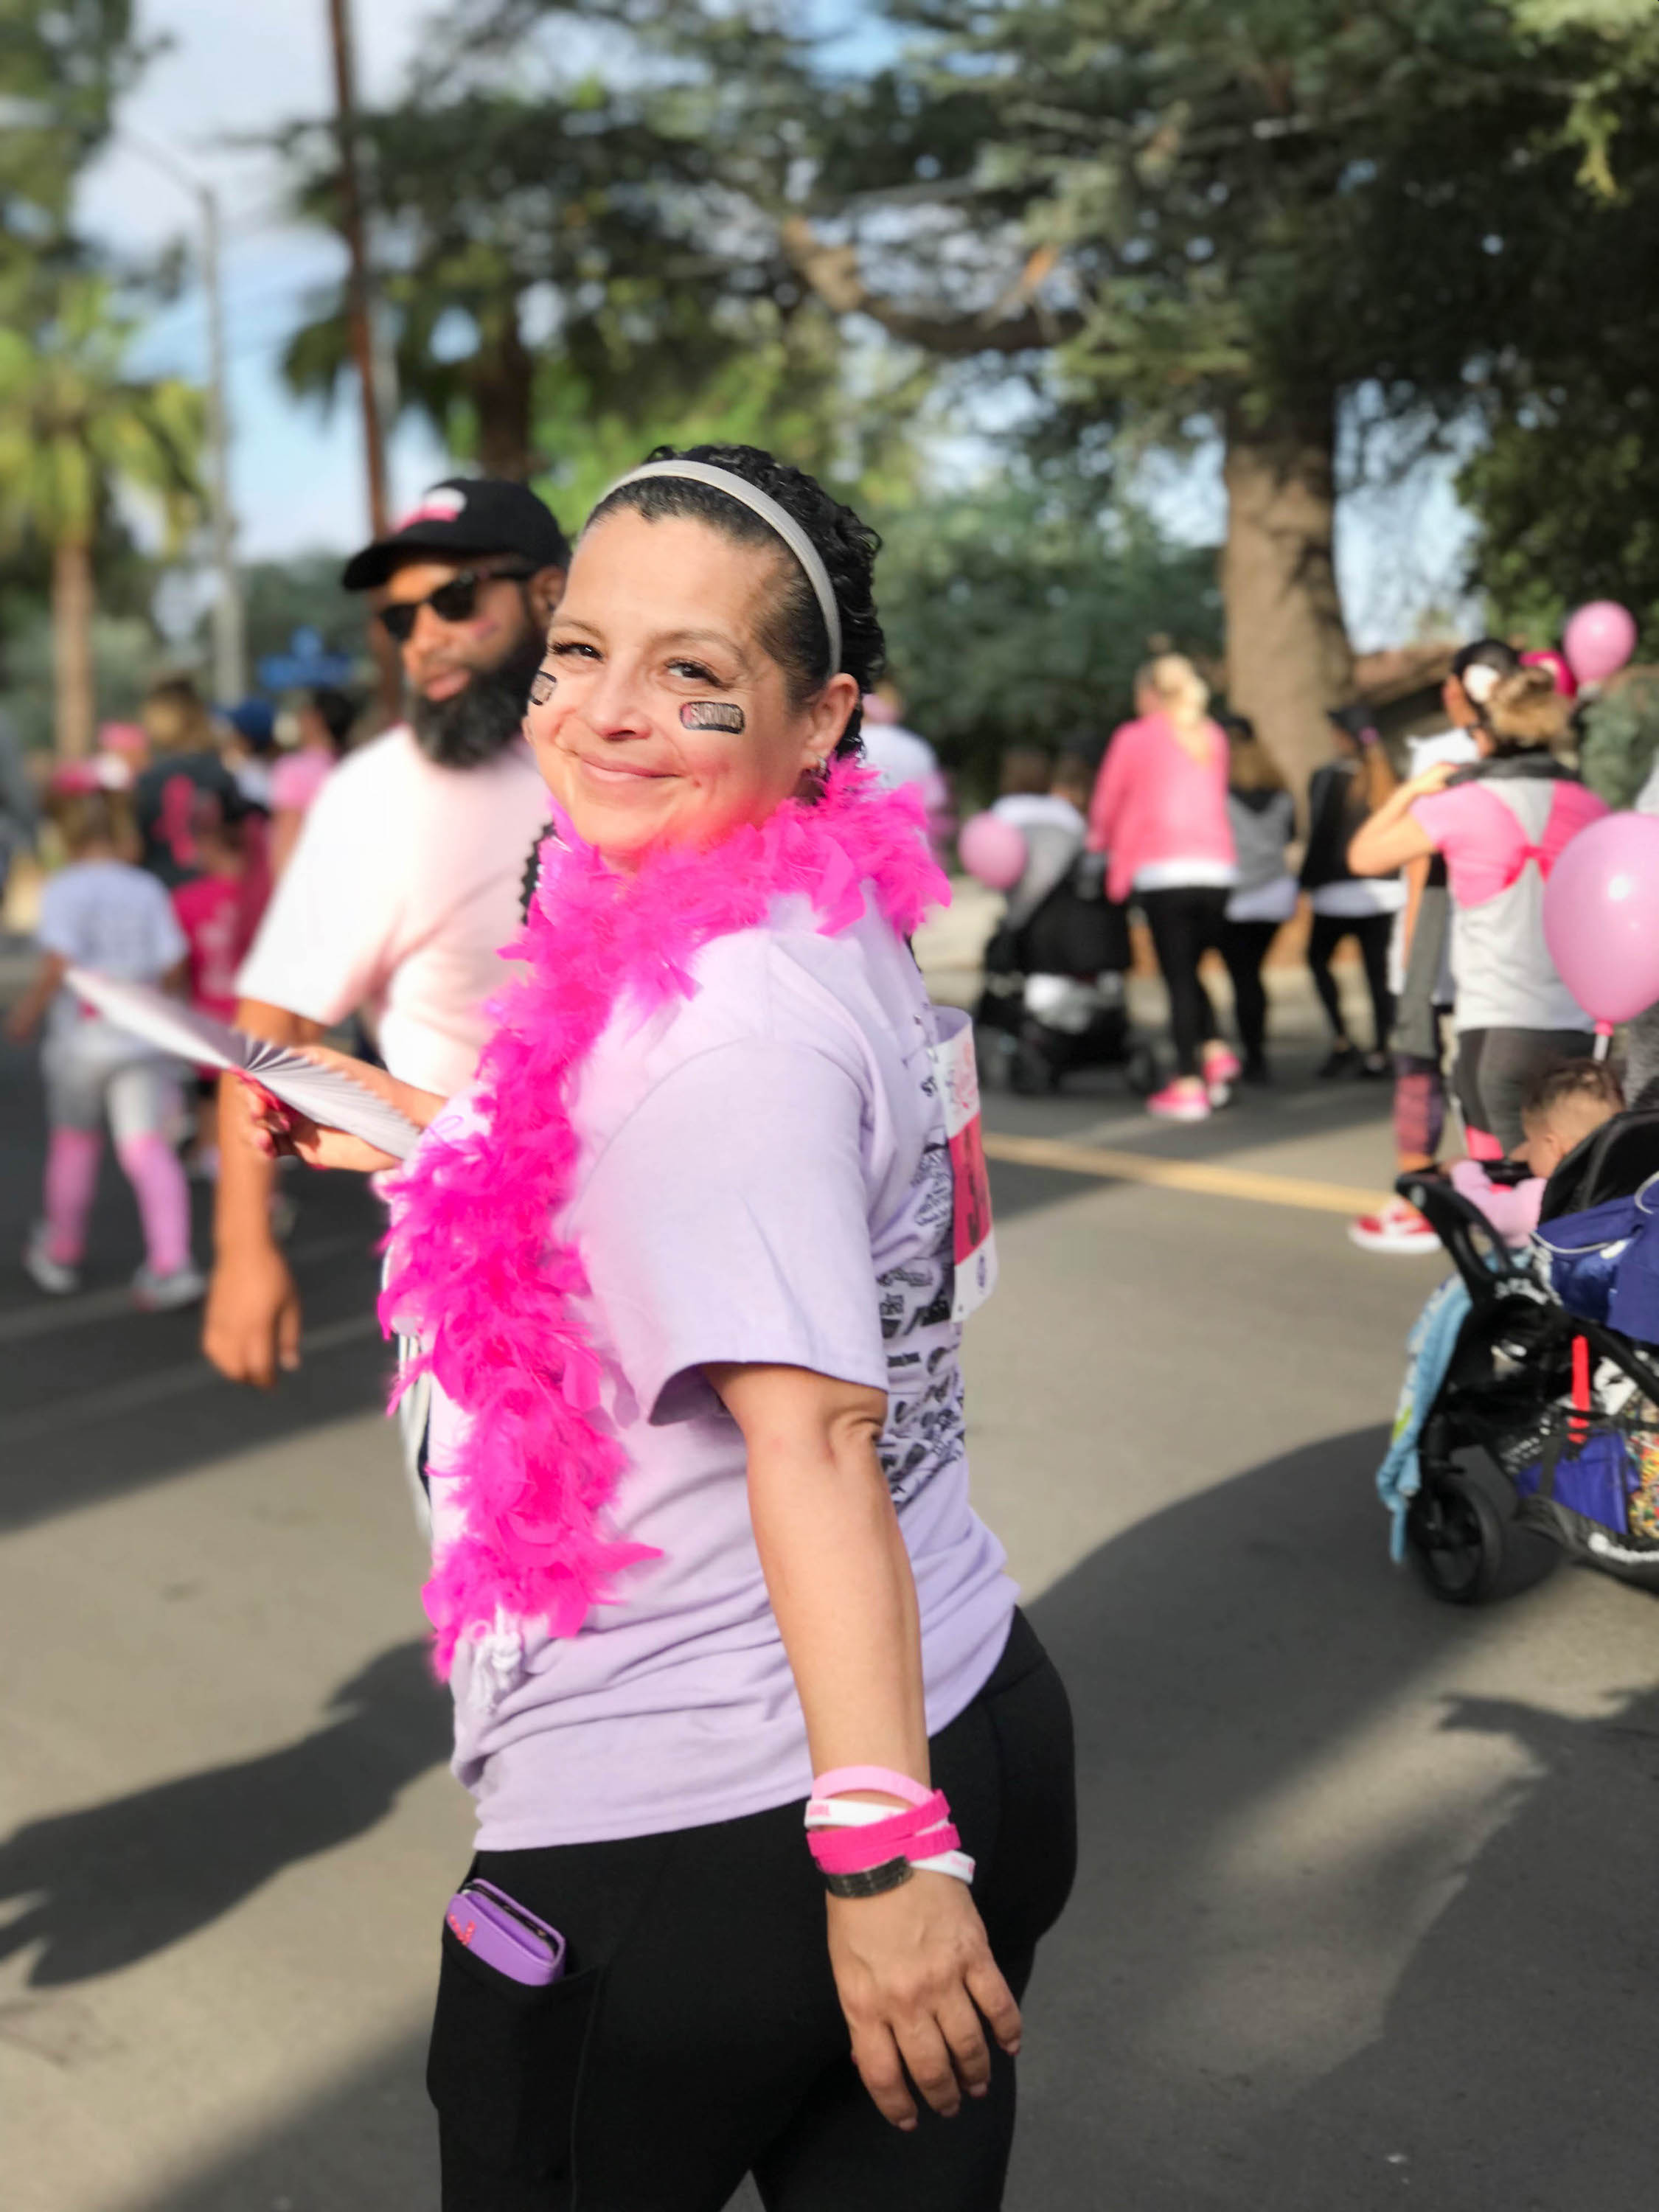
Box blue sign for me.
[257,626,356,691]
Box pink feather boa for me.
[380,762,948,1676]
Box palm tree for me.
[0,276,203,757]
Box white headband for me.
[597,459,844,674]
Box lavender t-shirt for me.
[420,890,1017,1848]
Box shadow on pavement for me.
[108,1422,1659,2212]
[0,1641,449,1988]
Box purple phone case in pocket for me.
[444,1879,567,1986]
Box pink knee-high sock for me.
[43,1127,102,1265]
[116,1132,192,1278]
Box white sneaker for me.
[1348,1199,1441,1256]
[24,1227,80,1295]
[131,1261,206,1312]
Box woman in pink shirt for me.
[1088,653,1239,1119]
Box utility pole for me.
[327,0,389,539]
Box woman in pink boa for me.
[238,444,1074,2211]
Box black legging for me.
[433,1612,1076,2212]
[1139,886,1229,1078]
[1307,910,1394,1054]
[1217,918,1279,1065]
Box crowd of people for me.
[974,632,1647,1257]
[3,663,361,1300]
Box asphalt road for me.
[3,984,1656,2212]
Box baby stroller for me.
[1388,1110,1659,1604]
[975,830,1157,1096]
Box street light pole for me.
[0,102,247,703]
[198,180,244,705]
[125,131,246,704]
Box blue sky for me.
[79,0,1472,644]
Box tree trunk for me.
[52,538,96,761]
[1221,402,1355,810]
[470,307,535,481]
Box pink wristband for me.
[806,1791,961,1878]
[810,1766,931,1807]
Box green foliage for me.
[0,275,203,555]
[1579,672,1659,809]
[875,479,1220,795]
[0,0,146,269]
[530,303,930,527]
[0,597,163,755]
[278,81,817,482]
[236,555,373,681]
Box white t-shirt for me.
[991,793,1085,835]
[861,722,941,791]
[236,726,551,1094]
[1309,877,1408,918]
[414,895,1016,1849]
[37,860,187,1042]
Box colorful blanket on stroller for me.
[1377,1275,1472,1561]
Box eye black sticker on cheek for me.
[681,700,745,734]
[529,666,557,706]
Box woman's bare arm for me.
[1347,763,1451,876]
[709,1360,1021,2133]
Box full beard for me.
[409,633,545,769]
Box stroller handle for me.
[1395,1172,1531,1310]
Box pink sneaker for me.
[1147,1078,1211,1122]
[1201,1042,1242,1105]
[1348,1198,1440,1255]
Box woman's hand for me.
[235,1046,445,1175]
[1399,759,1457,804]
[827,1874,1021,2128]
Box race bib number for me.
[928,1010,998,1323]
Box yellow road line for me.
[981,1130,1393,1217]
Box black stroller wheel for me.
[1405,1470,1506,1605]
[1124,1041,1160,1097]
[1009,1024,1061,1096]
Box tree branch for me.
[779,215,1083,357]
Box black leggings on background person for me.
[1306,911,1394,1055]
[433,1613,1076,2212]
[1216,917,1280,1071]
[1139,885,1230,1079]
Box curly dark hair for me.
[585,443,885,758]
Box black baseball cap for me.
[341,476,571,593]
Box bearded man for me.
[204,478,566,1387]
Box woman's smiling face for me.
[524,508,858,866]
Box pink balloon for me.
[958,811,1028,891]
[1562,600,1638,685]
[1543,811,1659,1026]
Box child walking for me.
[5,785,204,1307]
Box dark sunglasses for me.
[376,565,537,644]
